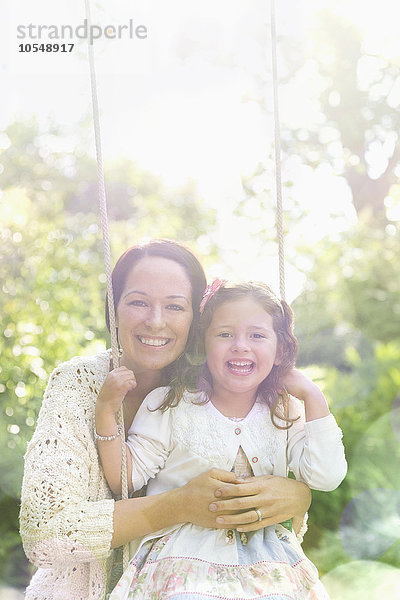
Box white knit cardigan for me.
[20,351,117,600]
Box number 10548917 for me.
[19,43,74,52]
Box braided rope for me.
[84,0,129,571]
[270,0,286,301]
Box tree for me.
[234,8,400,228]
[305,11,400,221]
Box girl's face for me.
[116,256,193,375]
[204,297,279,402]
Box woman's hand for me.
[96,366,137,416]
[205,474,311,533]
[113,471,311,547]
[177,469,245,529]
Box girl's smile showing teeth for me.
[137,336,170,347]
[226,360,255,374]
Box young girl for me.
[96,281,347,600]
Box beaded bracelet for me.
[94,424,123,442]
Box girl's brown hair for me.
[160,282,299,429]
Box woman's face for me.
[116,256,193,375]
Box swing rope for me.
[270,0,286,301]
[84,0,129,570]
[84,0,286,574]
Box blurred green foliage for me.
[293,213,400,577]
[303,341,400,575]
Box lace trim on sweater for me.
[172,394,284,469]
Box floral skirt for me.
[109,524,329,600]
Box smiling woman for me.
[105,241,204,386]
[20,239,313,600]
[116,256,193,376]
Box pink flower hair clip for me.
[199,278,227,314]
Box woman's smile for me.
[137,335,171,347]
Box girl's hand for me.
[96,366,137,416]
[282,368,330,421]
[281,368,318,401]
[95,367,136,496]
[206,474,311,533]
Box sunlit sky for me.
[2,0,399,298]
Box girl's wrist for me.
[95,396,118,416]
[94,423,123,441]
[301,386,330,421]
[297,380,321,401]
[302,385,326,404]
[95,405,118,432]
